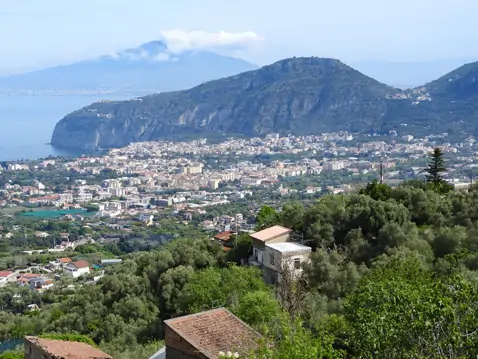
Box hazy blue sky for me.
[1,0,478,74]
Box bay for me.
[0,94,129,161]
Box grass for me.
[0,206,59,216]
[0,206,32,215]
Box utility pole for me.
[380,160,384,184]
[235,214,238,238]
[234,213,238,249]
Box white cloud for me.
[153,52,171,61]
[159,30,264,54]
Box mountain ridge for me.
[0,40,258,95]
[50,56,478,150]
[351,59,473,89]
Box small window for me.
[270,252,275,265]
[294,258,301,269]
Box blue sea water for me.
[0,94,128,161]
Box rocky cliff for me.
[51,57,478,150]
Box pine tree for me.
[425,147,446,184]
[425,147,453,193]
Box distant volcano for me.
[0,40,258,95]
[106,41,173,61]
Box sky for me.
[1,0,478,75]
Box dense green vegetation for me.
[0,214,207,259]
[0,151,476,358]
[0,351,22,359]
[1,175,478,357]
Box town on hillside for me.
[0,131,478,358]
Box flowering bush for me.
[218,351,240,358]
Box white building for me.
[75,191,93,203]
[323,160,346,171]
[64,260,90,278]
[97,209,122,218]
[7,163,29,171]
[139,214,154,223]
[248,225,311,284]
[240,177,263,187]
[108,187,126,197]
[249,225,293,267]
[33,181,46,190]
[182,164,203,174]
[263,242,311,284]
[58,192,74,203]
[102,179,121,189]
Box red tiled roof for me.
[58,258,72,263]
[20,273,41,278]
[72,260,90,269]
[0,271,13,278]
[25,336,112,359]
[214,231,233,241]
[165,308,261,359]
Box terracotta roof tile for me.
[18,273,41,280]
[250,225,292,242]
[214,231,233,241]
[72,260,90,269]
[25,336,112,359]
[165,308,261,359]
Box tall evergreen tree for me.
[425,147,446,184]
[425,147,453,193]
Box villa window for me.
[270,253,275,266]
[294,258,301,269]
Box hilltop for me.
[51,57,478,150]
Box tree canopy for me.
[3,177,478,358]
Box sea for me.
[0,94,129,162]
